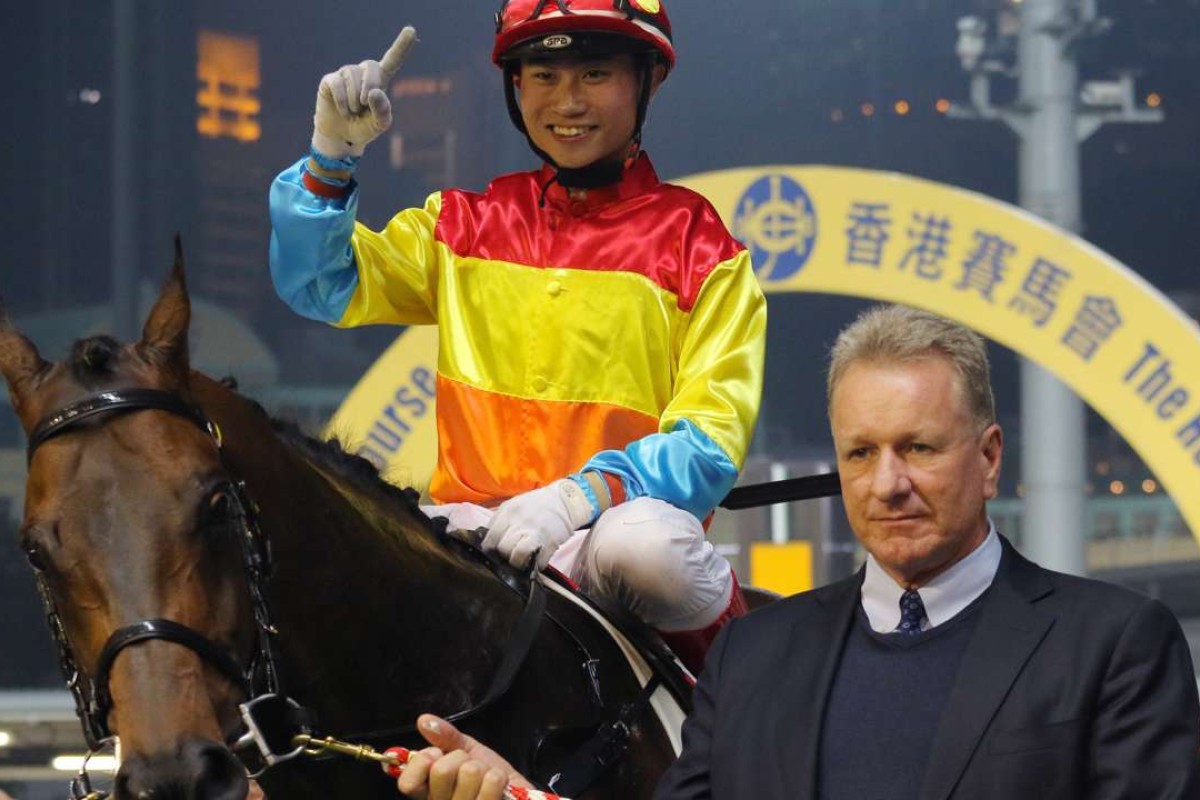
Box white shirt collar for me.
[860,523,1001,633]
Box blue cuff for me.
[308,146,361,176]
[581,420,739,521]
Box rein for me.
[333,529,551,750]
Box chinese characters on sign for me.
[841,199,1200,469]
[843,200,1122,362]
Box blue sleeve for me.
[575,419,739,521]
[267,157,361,323]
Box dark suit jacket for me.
[656,538,1200,799]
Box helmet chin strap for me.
[504,57,655,191]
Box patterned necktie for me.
[896,589,927,635]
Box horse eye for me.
[24,544,48,573]
[18,527,51,572]
[205,486,236,523]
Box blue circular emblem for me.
[732,174,818,282]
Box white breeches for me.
[423,497,733,632]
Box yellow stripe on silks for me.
[340,192,444,328]
[337,193,763,492]
[664,251,767,469]
[436,257,687,420]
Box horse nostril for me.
[190,739,249,800]
[116,739,247,800]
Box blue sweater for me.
[817,596,986,799]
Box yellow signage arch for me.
[329,166,1200,545]
[325,324,439,494]
[680,165,1200,545]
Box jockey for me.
[268,0,766,672]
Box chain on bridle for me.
[23,388,308,797]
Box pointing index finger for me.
[379,26,418,78]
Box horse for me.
[0,247,683,799]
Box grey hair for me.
[826,305,996,431]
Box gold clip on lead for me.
[292,734,400,766]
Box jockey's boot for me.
[659,574,749,675]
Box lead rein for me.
[293,735,567,800]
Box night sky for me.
[2,0,1198,463]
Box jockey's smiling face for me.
[515,53,664,170]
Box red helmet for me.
[493,0,675,72]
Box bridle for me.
[22,387,596,797]
[24,388,308,794]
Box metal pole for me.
[769,462,790,545]
[950,3,1160,576]
[111,0,137,341]
[1016,0,1087,575]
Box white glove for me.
[312,26,418,160]
[483,479,597,571]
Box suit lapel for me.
[777,573,861,800]
[919,540,1055,800]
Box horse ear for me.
[0,296,49,410]
[140,235,191,374]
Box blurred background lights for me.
[52,754,118,773]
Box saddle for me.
[435,523,694,795]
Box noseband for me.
[24,389,297,774]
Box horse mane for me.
[59,337,440,550]
[266,414,508,583]
[268,417,425,519]
[60,344,427,524]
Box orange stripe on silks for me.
[429,376,659,507]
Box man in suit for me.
[656,304,1200,798]
[393,305,1200,799]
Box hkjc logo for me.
[733,174,818,283]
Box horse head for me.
[0,243,253,799]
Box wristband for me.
[308,146,361,175]
[301,168,352,199]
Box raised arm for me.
[269,25,442,327]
